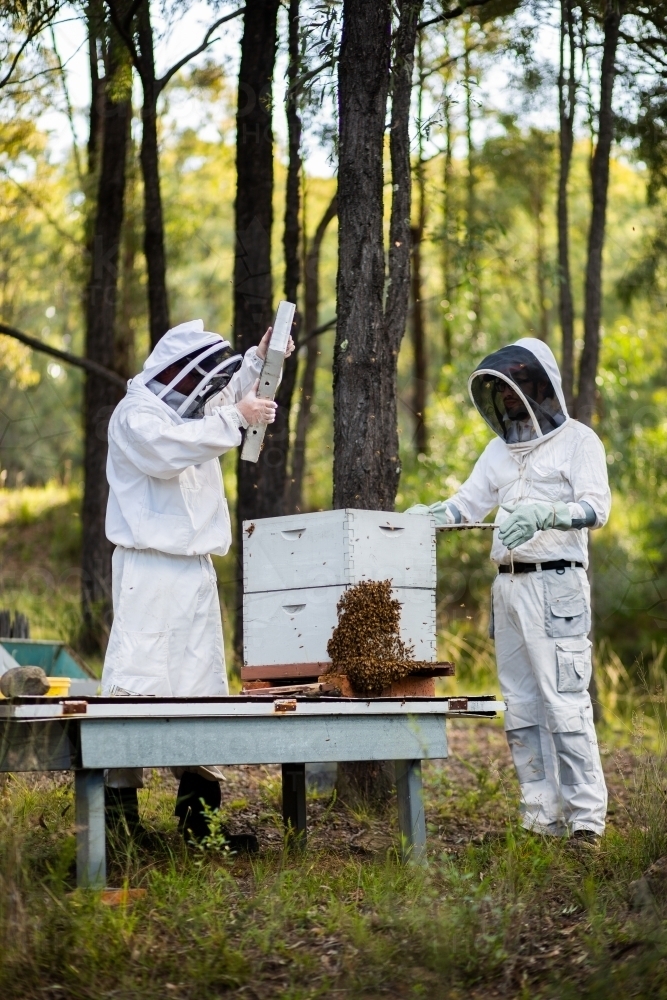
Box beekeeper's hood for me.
[468,338,569,448]
[137,319,242,419]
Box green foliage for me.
[0,483,85,650]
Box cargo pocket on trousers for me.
[506,726,545,783]
[544,571,589,637]
[109,629,169,694]
[556,638,592,693]
[552,732,596,784]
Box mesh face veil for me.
[155,341,243,419]
[468,345,567,443]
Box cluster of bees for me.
[326,579,433,696]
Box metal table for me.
[0,694,503,886]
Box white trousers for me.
[492,567,607,836]
[102,546,229,789]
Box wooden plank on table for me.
[6,696,503,720]
[79,713,448,769]
[241,662,327,680]
[241,661,454,682]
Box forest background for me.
[1,0,667,702]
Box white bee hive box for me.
[242,510,436,669]
[243,509,435,593]
[243,585,436,667]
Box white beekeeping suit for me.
[409,338,611,840]
[103,319,260,702]
[101,319,277,851]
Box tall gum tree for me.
[333,0,426,511]
[333,0,423,803]
[105,0,244,347]
[233,0,280,658]
[286,192,338,514]
[557,0,577,410]
[80,5,131,651]
[576,0,623,425]
[251,0,302,520]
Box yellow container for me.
[46,677,71,697]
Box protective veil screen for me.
[469,345,566,443]
[157,341,243,419]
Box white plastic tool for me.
[241,300,296,463]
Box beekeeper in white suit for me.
[102,318,294,849]
[408,338,611,843]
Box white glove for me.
[430,501,457,526]
[498,501,571,550]
[236,379,277,426]
[405,501,457,526]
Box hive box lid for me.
[243,509,435,593]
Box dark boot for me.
[105,787,163,849]
[174,772,259,853]
[106,786,141,836]
[175,771,221,844]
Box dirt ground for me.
[166,718,639,856]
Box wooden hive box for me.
[242,510,439,685]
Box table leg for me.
[282,762,306,848]
[75,768,106,887]
[395,759,426,865]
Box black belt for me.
[498,560,583,574]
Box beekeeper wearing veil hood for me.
[408,338,611,843]
[102,318,294,850]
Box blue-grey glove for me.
[406,501,460,526]
[498,501,571,550]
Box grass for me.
[2,485,667,997]
[1,723,667,999]
[0,482,85,652]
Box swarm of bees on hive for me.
[326,579,434,696]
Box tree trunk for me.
[576,1,621,426]
[80,29,130,653]
[558,0,576,410]
[410,218,427,452]
[286,192,337,514]
[116,110,139,380]
[253,0,301,518]
[333,0,392,510]
[536,202,548,342]
[385,0,423,402]
[334,0,422,807]
[442,89,454,365]
[463,36,481,333]
[233,0,279,661]
[137,1,170,348]
[410,42,427,454]
[86,0,105,177]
